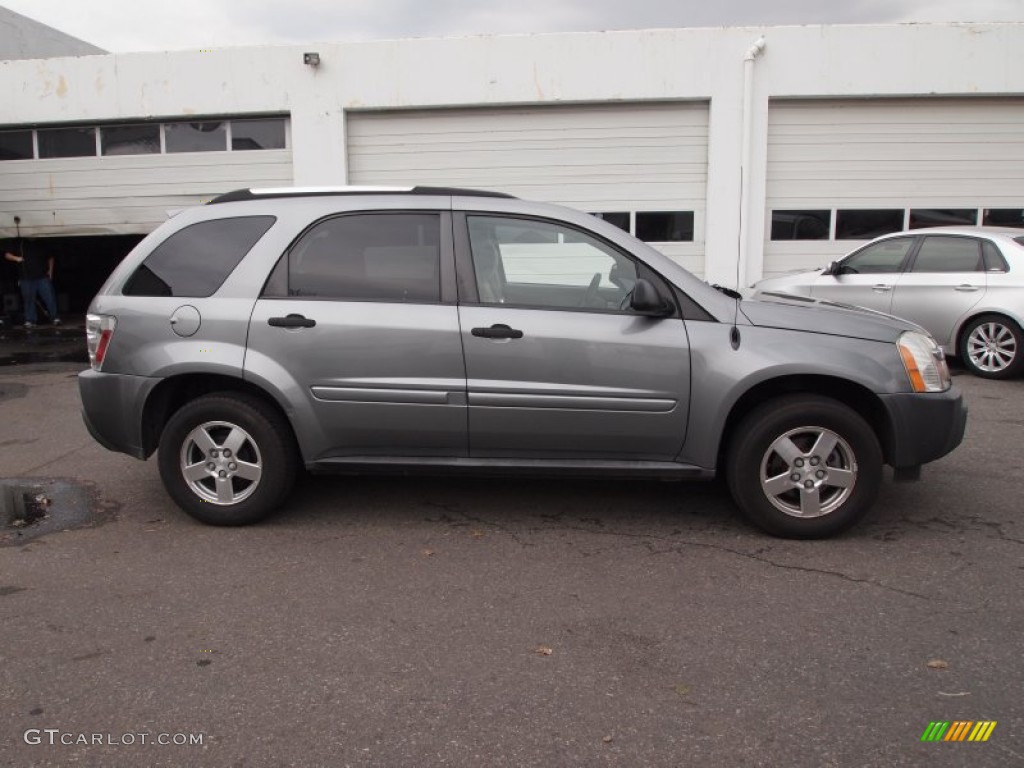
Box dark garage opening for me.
[1,234,143,324]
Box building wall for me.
[2,23,1024,284]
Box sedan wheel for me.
[727,395,882,539]
[962,315,1023,379]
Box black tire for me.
[726,395,882,539]
[959,314,1024,380]
[157,393,298,526]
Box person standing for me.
[3,237,61,328]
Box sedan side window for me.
[839,238,915,274]
[284,213,441,302]
[910,236,983,273]
[466,215,638,312]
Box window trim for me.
[260,209,455,305]
[453,211,684,320]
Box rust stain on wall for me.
[56,76,68,98]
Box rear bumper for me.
[78,369,159,459]
[878,386,967,469]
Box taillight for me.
[86,314,117,371]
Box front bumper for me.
[78,369,160,459]
[878,386,967,469]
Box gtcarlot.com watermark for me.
[24,729,204,747]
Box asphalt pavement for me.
[0,361,1021,767]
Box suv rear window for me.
[123,216,275,297]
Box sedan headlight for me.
[898,332,950,393]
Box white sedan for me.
[751,226,1024,379]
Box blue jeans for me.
[20,278,58,324]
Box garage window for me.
[770,210,830,240]
[635,211,694,242]
[983,209,1024,228]
[835,209,904,240]
[0,130,33,160]
[124,216,275,297]
[165,121,228,153]
[101,124,160,156]
[286,214,441,302]
[909,209,977,229]
[38,127,96,158]
[231,118,286,150]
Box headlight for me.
[898,331,950,393]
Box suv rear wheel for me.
[726,395,882,539]
[157,393,298,525]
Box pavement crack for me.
[533,522,933,601]
[18,441,95,476]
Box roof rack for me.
[208,186,515,204]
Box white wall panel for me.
[348,103,709,274]
[0,150,292,236]
[764,98,1024,276]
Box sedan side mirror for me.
[823,261,841,276]
[630,278,673,317]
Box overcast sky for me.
[5,0,1024,53]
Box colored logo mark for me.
[921,721,997,742]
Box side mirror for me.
[630,278,673,317]
[824,261,841,276]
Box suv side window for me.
[910,236,983,273]
[123,216,275,297]
[839,237,915,275]
[466,215,639,312]
[285,213,440,302]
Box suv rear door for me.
[454,212,690,460]
[245,210,468,460]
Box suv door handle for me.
[872,284,892,293]
[954,284,981,292]
[268,314,316,328]
[471,324,523,339]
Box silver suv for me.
[79,187,966,538]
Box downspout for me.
[738,36,766,289]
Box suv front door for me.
[246,211,467,460]
[455,213,690,461]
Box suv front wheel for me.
[157,393,298,525]
[726,395,882,539]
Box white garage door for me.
[347,102,709,274]
[764,98,1024,276]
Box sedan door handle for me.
[871,284,892,293]
[268,314,316,328]
[471,324,523,339]
[954,284,981,292]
